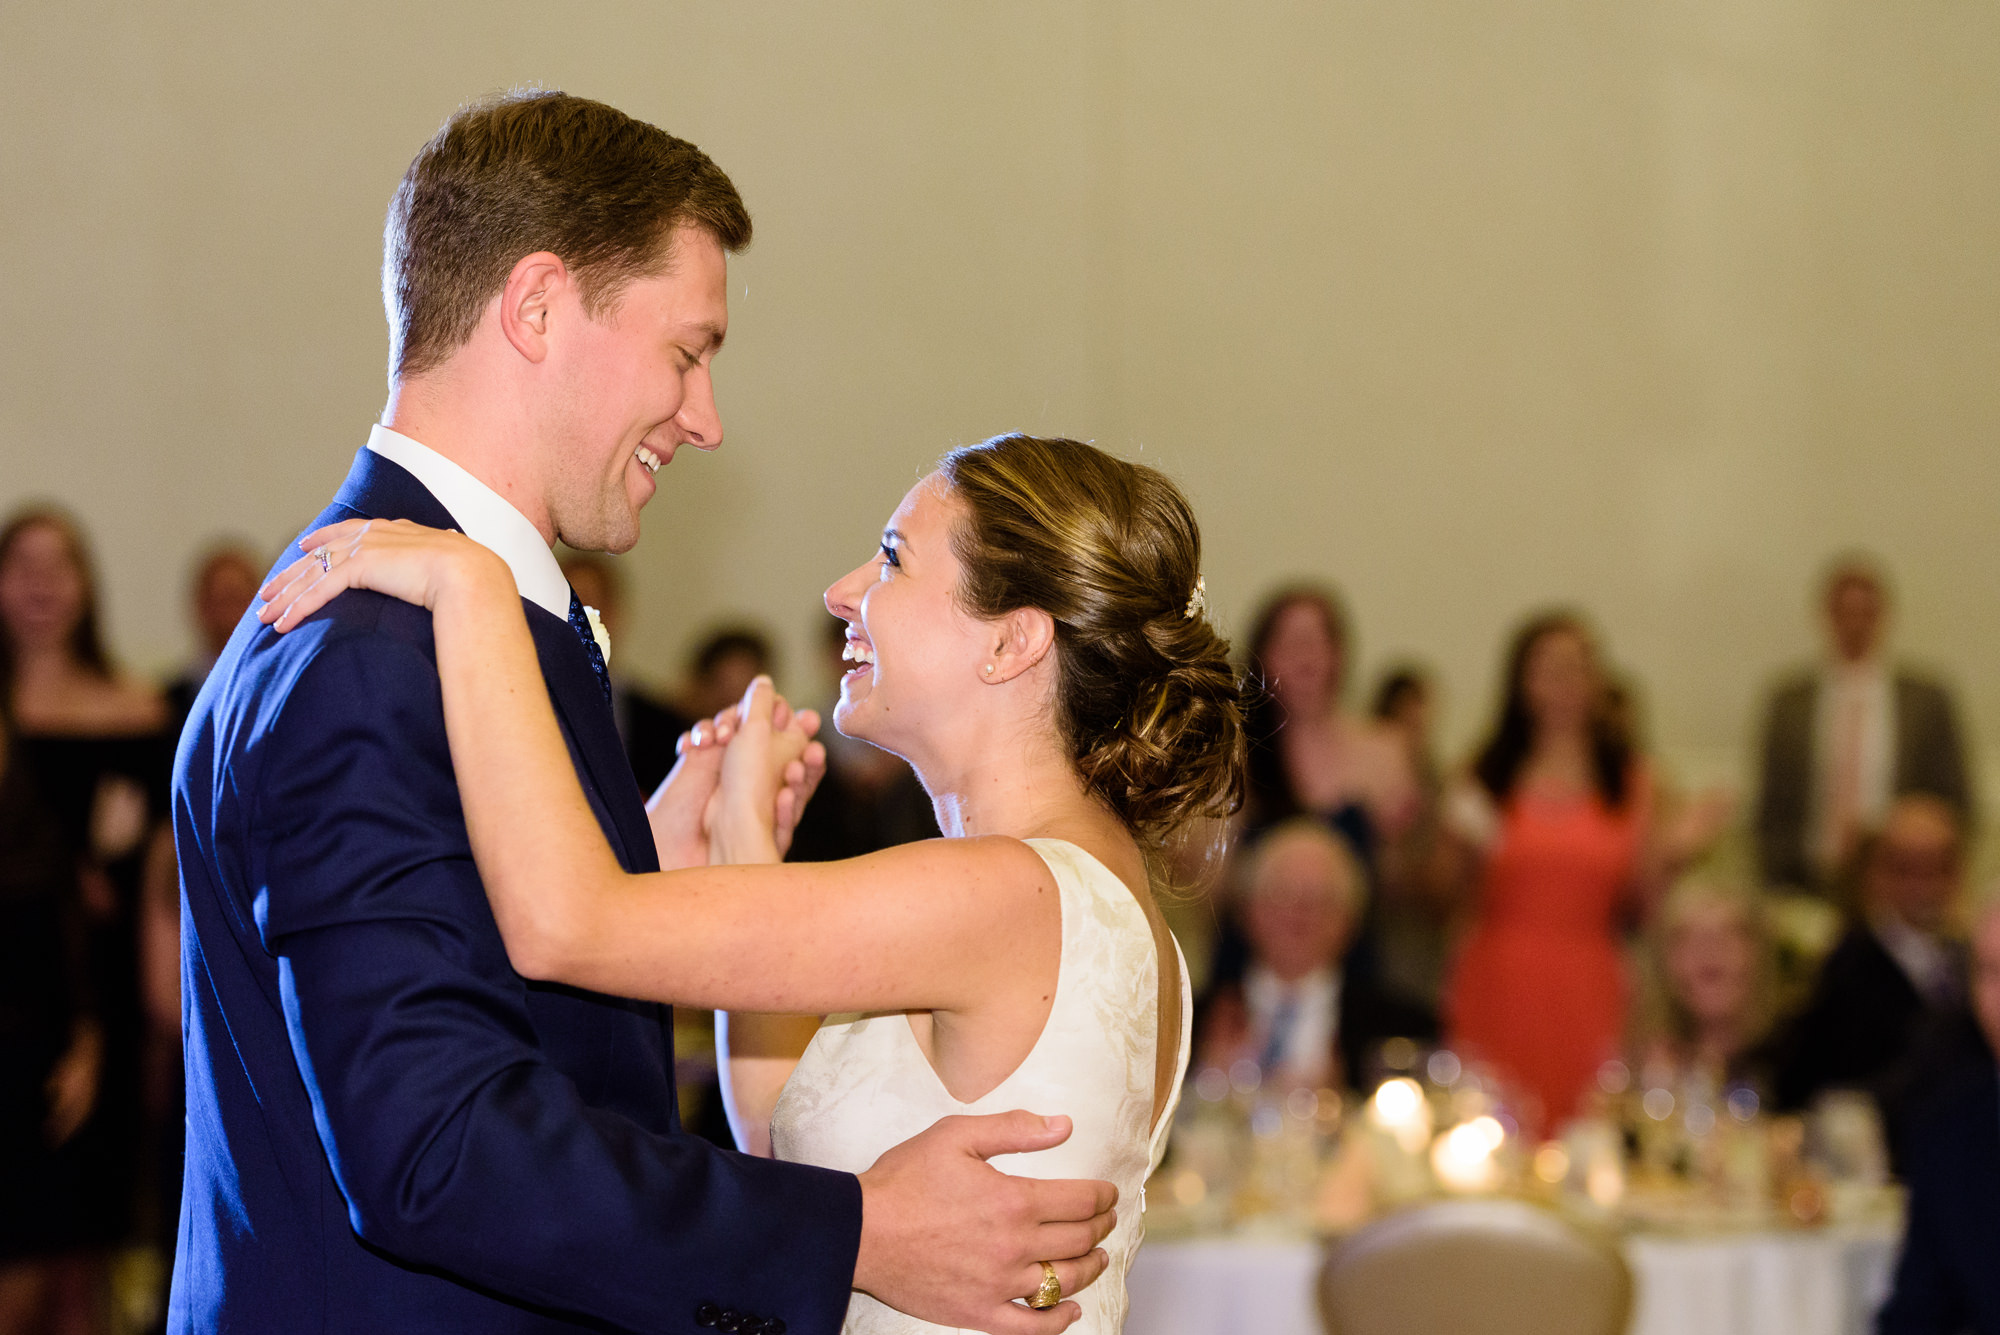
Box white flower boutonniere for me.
[582,604,611,666]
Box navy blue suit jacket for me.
[169,449,862,1333]
[1878,1047,2000,1334]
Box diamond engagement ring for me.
[1029,1261,1061,1310]
[312,546,332,575]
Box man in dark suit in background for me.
[1195,819,1435,1093]
[171,91,1111,1335]
[1753,557,1972,896]
[1776,795,1968,1137]
[1877,901,2000,1334]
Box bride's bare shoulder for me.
[855,835,1059,903]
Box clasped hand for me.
[655,677,827,869]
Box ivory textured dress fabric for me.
[773,839,1192,1335]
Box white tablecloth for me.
[1126,1225,1898,1335]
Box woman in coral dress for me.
[1442,613,1726,1134]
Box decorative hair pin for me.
[1184,575,1206,620]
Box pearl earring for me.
[983,664,995,676]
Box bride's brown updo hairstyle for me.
[939,434,1246,848]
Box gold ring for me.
[1029,1261,1061,1310]
[312,546,332,575]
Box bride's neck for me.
[922,729,1087,842]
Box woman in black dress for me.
[1211,586,1419,993]
[0,711,99,1332]
[0,508,172,1334]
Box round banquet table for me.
[1125,1223,1899,1335]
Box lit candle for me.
[1431,1119,1503,1193]
[1367,1078,1433,1154]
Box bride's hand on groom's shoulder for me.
[259,518,506,632]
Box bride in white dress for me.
[258,432,1244,1335]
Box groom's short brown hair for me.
[385,89,751,379]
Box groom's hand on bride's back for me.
[854,1111,1117,1335]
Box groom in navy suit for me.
[170,91,1113,1334]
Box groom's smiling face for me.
[542,225,731,554]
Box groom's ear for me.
[986,607,1055,684]
[497,251,568,365]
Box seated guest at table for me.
[1631,879,1780,1099]
[163,542,261,738]
[1876,899,2000,1335]
[558,552,686,792]
[1223,585,1417,994]
[1775,794,1969,1122]
[1754,557,1973,898]
[1441,612,1728,1135]
[1196,819,1434,1093]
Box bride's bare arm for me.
[261,520,1058,1017]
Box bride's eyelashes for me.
[878,542,901,571]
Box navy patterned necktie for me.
[566,591,613,703]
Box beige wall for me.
[3,2,1995,818]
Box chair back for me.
[1318,1199,1631,1335]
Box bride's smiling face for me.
[823,473,992,757]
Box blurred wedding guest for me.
[1776,794,1969,1120]
[1195,819,1434,1093]
[676,624,772,721]
[163,543,261,738]
[788,615,938,862]
[1875,899,2000,1335]
[1227,586,1417,992]
[1755,557,1972,896]
[1369,664,1460,1007]
[1632,880,1779,1098]
[558,552,684,792]
[0,507,172,1332]
[1373,667,1435,766]
[1442,612,1728,1134]
[1242,585,1417,853]
[0,713,101,1335]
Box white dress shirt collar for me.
[1243,964,1341,1083]
[1810,658,1894,873]
[365,425,572,624]
[1872,912,1959,1008]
